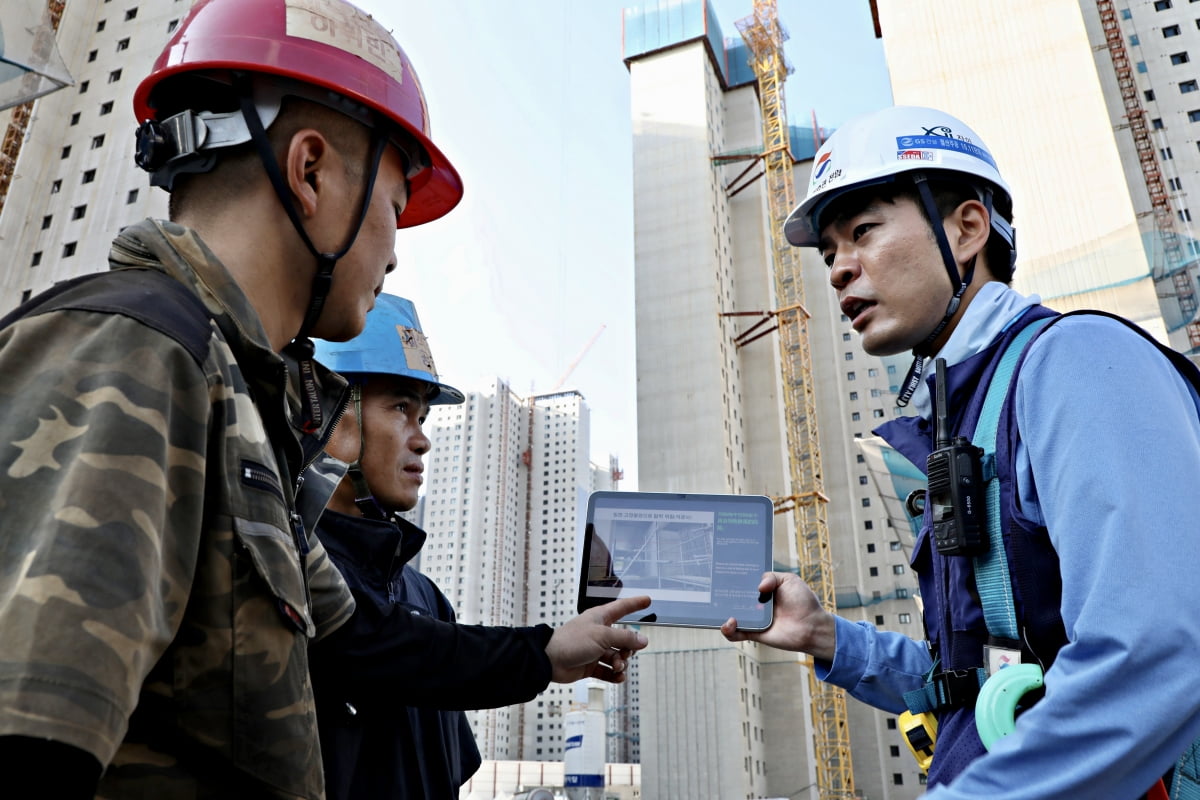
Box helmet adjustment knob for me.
[134,120,170,172]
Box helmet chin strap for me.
[233,73,389,350]
[895,173,977,408]
[232,73,390,432]
[345,383,389,521]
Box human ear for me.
[948,198,990,267]
[285,129,331,219]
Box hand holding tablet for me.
[578,491,775,631]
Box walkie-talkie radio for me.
[927,358,988,556]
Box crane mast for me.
[734,2,856,797]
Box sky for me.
[361,1,893,490]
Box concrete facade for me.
[628,37,788,800]
[1082,0,1200,340]
[0,0,182,309]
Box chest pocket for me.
[235,458,314,633]
[911,514,988,670]
[227,460,322,798]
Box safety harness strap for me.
[904,667,988,715]
[903,315,1049,715]
[1173,740,1200,800]
[970,316,1052,640]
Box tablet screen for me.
[578,491,774,631]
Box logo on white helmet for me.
[896,123,995,168]
[810,150,843,193]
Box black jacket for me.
[310,510,555,799]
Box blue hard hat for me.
[314,294,465,405]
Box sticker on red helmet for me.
[285,0,405,84]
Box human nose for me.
[829,250,861,291]
[411,427,431,456]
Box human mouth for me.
[840,297,875,328]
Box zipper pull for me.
[290,511,311,558]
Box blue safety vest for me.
[876,305,1200,792]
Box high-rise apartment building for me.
[415,381,629,764]
[872,0,1200,357]
[623,1,925,798]
[0,0,184,310]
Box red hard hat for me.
[133,0,462,228]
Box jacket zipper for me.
[241,460,285,501]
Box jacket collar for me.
[319,508,428,582]
[110,219,276,364]
[110,219,350,481]
[296,450,351,534]
[908,281,1041,419]
[874,286,1053,470]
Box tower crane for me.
[551,324,606,392]
[734,2,856,797]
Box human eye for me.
[852,222,875,241]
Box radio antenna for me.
[934,357,950,449]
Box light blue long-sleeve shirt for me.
[820,283,1200,798]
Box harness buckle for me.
[933,668,985,708]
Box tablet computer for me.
[578,491,774,631]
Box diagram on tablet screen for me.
[587,508,714,602]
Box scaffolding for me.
[1096,0,1200,349]
[733,1,856,797]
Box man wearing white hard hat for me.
[724,106,1200,799]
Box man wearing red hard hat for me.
[0,1,463,797]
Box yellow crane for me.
[734,1,856,797]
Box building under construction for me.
[871,0,1200,357]
[0,1,183,310]
[412,381,633,766]
[623,1,925,798]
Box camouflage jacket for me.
[0,219,354,799]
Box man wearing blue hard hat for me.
[306,294,650,799]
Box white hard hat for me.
[783,106,1014,250]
